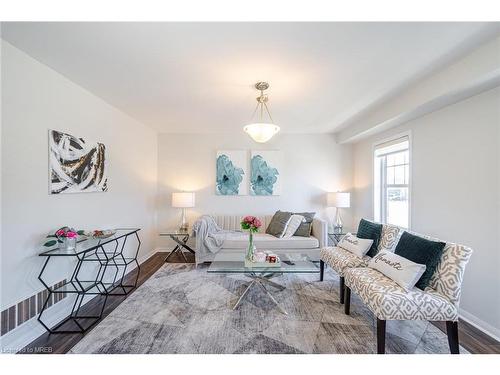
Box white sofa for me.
[197,214,327,263]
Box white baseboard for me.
[155,247,171,252]
[459,308,500,342]
[0,248,160,353]
[137,248,159,263]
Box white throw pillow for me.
[282,215,305,238]
[368,250,427,291]
[337,233,373,258]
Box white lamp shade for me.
[327,192,350,208]
[172,192,195,208]
[243,123,280,143]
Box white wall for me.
[0,40,158,310]
[352,86,500,338]
[157,133,353,248]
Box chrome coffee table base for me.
[232,272,287,315]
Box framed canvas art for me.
[215,150,248,195]
[49,129,108,194]
[250,150,282,196]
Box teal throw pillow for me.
[394,231,445,290]
[357,219,382,257]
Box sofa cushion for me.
[266,211,293,237]
[345,267,458,321]
[357,219,382,257]
[394,231,445,290]
[293,212,315,237]
[320,246,370,277]
[222,233,319,249]
[283,214,305,238]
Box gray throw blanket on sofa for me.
[192,215,239,264]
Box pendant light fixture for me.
[243,82,280,143]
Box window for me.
[374,135,410,228]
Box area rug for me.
[70,263,467,354]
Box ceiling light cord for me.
[263,102,274,124]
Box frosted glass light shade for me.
[243,123,280,143]
[327,192,350,208]
[172,192,195,208]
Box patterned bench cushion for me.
[406,233,473,308]
[377,224,401,253]
[345,267,458,321]
[320,246,370,277]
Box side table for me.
[328,232,356,246]
[159,230,195,263]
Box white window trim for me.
[372,130,412,229]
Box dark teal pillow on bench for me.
[357,219,382,257]
[394,231,446,290]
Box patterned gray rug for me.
[70,263,467,354]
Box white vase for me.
[60,237,76,251]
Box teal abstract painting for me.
[250,151,282,195]
[216,150,247,195]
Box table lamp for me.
[327,192,351,234]
[172,192,195,232]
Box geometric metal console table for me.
[37,228,141,334]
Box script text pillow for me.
[368,250,427,291]
[266,211,293,238]
[357,219,383,257]
[338,233,373,258]
[282,215,305,238]
[394,231,445,290]
[293,212,315,237]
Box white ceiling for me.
[2,22,499,134]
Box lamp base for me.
[179,208,189,232]
[334,208,343,234]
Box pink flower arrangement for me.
[43,226,83,248]
[55,227,78,239]
[241,215,262,233]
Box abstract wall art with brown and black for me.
[49,129,108,194]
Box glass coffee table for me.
[207,252,319,315]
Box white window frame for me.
[372,131,412,229]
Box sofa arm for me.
[311,218,328,248]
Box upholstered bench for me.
[343,234,473,354]
[319,222,400,303]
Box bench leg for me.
[319,260,324,281]
[339,276,345,304]
[446,321,460,354]
[344,286,351,315]
[377,319,386,354]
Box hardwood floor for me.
[432,320,500,354]
[20,251,499,354]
